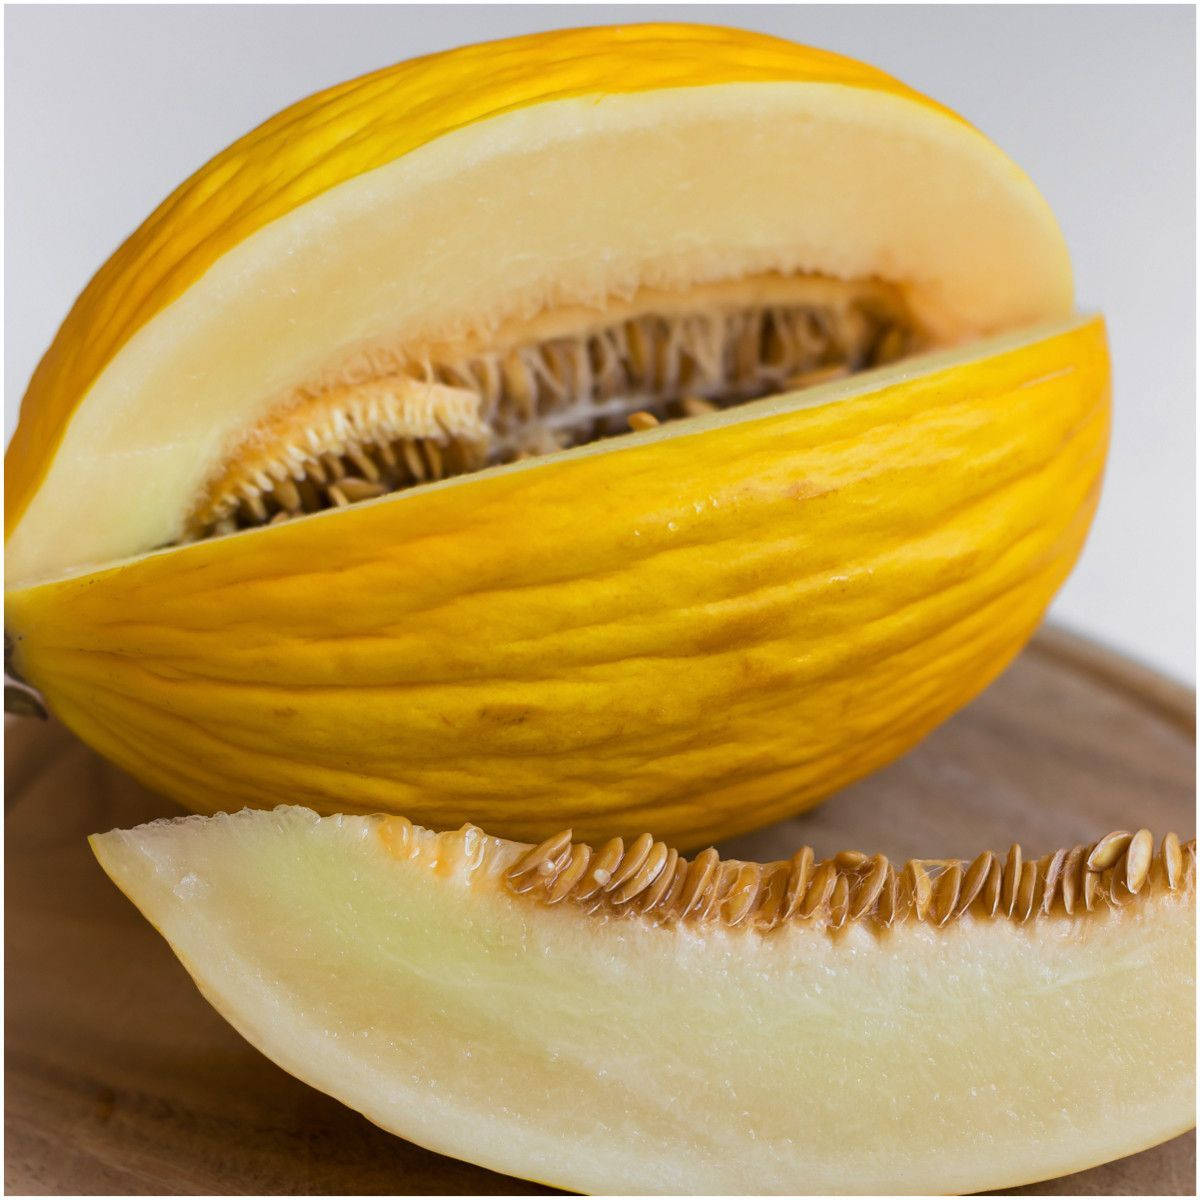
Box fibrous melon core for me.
[187,274,920,539]
[501,824,1189,927]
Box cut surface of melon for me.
[183,272,922,541]
[91,807,1195,1195]
[5,24,1072,588]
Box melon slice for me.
[5,24,1072,587]
[90,807,1195,1195]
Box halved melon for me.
[90,807,1195,1195]
[6,24,1107,844]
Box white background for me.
[6,5,1195,683]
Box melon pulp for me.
[90,806,1196,1195]
[5,24,1106,845]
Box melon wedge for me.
[90,807,1195,1195]
[6,24,1071,584]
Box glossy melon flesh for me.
[90,808,1195,1195]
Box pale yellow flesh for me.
[91,808,1194,1195]
[8,81,1069,588]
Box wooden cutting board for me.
[5,626,1195,1195]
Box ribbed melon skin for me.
[5,23,952,536]
[7,319,1110,846]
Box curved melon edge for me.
[88,807,1195,1196]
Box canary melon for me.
[90,807,1195,1194]
[6,24,1106,844]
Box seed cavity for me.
[496,828,1194,933]
[186,275,920,540]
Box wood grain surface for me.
[5,626,1195,1195]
